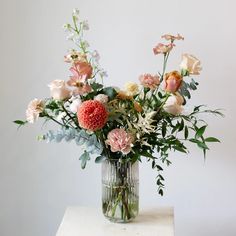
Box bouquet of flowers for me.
[15,9,222,222]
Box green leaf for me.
[184,126,189,140]
[197,142,209,150]
[189,138,200,144]
[174,146,188,153]
[140,150,153,158]
[158,189,164,196]
[79,151,90,169]
[95,155,106,163]
[195,125,207,139]
[162,124,166,137]
[178,119,184,131]
[91,82,103,92]
[205,137,221,143]
[13,120,27,125]
[102,87,118,100]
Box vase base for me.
[104,215,135,223]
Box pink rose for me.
[139,74,160,90]
[164,71,183,93]
[106,128,133,155]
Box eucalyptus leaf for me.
[79,151,90,169]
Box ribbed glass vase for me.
[102,159,139,223]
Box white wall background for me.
[1,0,236,235]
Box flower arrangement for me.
[15,9,223,199]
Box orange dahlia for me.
[77,100,108,131]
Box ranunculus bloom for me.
[69,61,93,82]
[105,128,133,154]
[180,54,202,75]
[26,98,44,123]
[139,74,160,90]
[163,93,184,115]
[164,71,183,93]
[77,100,108,131]
[153,43,175,55]
[161,33,184,41]
[48,80,71,100]
[94,94,109,104]
[124,82,139,96]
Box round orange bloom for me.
[77,100,108,131]
[164,71,183,93]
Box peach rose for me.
[164,71,183,93]
[48,80,71,100]
[163,93,184,115]
[180,54,202,75]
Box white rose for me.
[26,98,44,123]
[69,98,82,113]
[48,80,71,100]
[180,53,202,75]
[94,94,109,104]
[163,94,183,115]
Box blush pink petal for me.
[106,128,133,155]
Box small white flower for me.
[73,37,81,45]
[69,98,82,113]
[56,112,66,122]
[62,24,71,32]
[94,94,109,104]
[72,8,80,17]
[82,20,89,30]
[82,40,90,48]
[92,50,100,62]
[100,70,108,78]
[66,33,75,41]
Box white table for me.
[56,206,174,236]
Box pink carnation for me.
[153,43,175,55]
[161,33,184,41]
[139,74,160,90]
[106,128,133,155]
[77,100,108,131]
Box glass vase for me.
[102,159,139,223]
